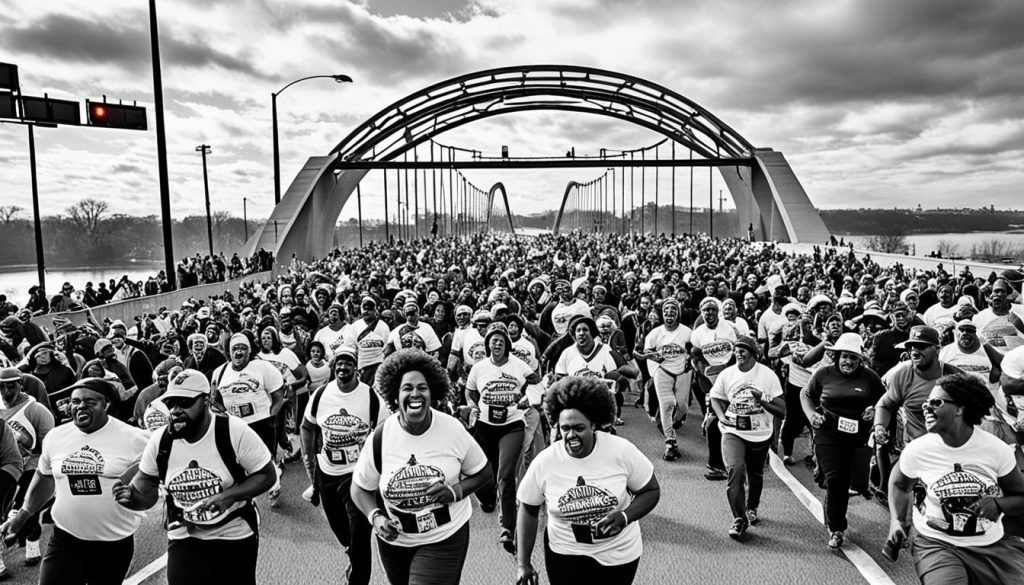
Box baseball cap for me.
[161,369,211,401]
[0,368,22,383]
[335,345,358,364]
[94,338,113,355]
[895,326,941,349]
[735,336,759,355]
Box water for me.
[844,232,1024,259]
[0,263,165,307]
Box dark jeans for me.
[721,434,771,520]
[474,420,524,532]
[377,522,470,585]
[544,533,639,585]
[814,427,871,532]
[695,374,724,470]
[13,468,42,542]
[780,382,810,456]
[38,526,134,585]
[317,470,372,585]
[167,534,259,585]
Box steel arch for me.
[484,182,516,233]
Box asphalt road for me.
[0,400,920,585]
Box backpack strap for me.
[368,388,380,430]
[309,384,326,419]
[155,427,174,482]
[214,415,246,485]
[372,423,384,475]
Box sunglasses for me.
[165,395,204,410]
[923,398,959,410]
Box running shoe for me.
[302,485,316,502]
[479,501,496,513]
[728,517,748,540]
[269,487,281,508]
[746,508,759,526]
[828,530,844,552]
[24,539,41,567]
[782,456,796,466]
[704,466,727,481]
[614,417,625,426]
[499,528,516,555]
[663,442,680,461]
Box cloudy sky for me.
[1,0,1022,228]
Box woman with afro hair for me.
[515,376,661,585]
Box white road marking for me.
[123,552,167,585]
[768,451,898,585]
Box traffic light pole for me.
[149,0,176,289]
[197,144,213,257]
[27,124,45,292]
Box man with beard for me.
[300,347,384,585]
[923,283,958,331]
[973,279,1024,355]
[385,301,441,357]
[133,358,184,431]
[0,367,54,568]
[211,334,286,506]
[872,326,962,503]
[184,332,227,379]
[1,378,148,585]
[868,302,913,378]
[343,297,391,387]
[315,303,349,362]
[115,369,275,585]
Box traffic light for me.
[86,100,147,130]
[19,95,81,125]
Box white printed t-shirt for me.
[139,415,271,540]
[304,381,387,476]
[343,319,391,369]
[388,321,441,353]
[517,433,654,566]
[314,325,348,361]
[643,324,692,375]
[452,328,487,373]
[709,362,783,442]
[554,343,625,393]
[352,410,487,547]
[690,321,738,383]
[466,356,533,426]
[39,417,149,541]
[900,430,1015,547]
[213,360,284,424]
[551,299,591,337]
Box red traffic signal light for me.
[86,100,147,130]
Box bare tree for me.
[864,233,909,254]
[66,198,109,237]
[0,205,23,224]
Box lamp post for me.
[272,74,352,205]
[242,197,249,243]
[196,144,213,257]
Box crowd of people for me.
[0,230,1022,584]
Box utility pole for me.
[243,197,249,242]
[28,125,45,291]
[719,189,724,212]
[149,0,176,288]
[196,144,213,257]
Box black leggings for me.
[167,534,259,585]
[780,382,811,456]
[13,468,42,542]
[474,420,525,532]
[38,527,134,585]
[316,470,372,585]
[544,533,639,585]
[377,522,470,585]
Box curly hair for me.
[375,349,451,411]
[543,376,616,428]
[936,372,993,426]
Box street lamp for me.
[243,196,249,243]
[196,144,213,257]
[272,74,352,205]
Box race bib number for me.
[837,416,859,434]
[68,475,102,496]
[229,403,255,418]
[735,415,752,431]
[488,405,508,425]
[415,509,439,533]
[327,445,361,465]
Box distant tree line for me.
[819,208,1024,235]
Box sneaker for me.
[284,449,303,464]
[302,485,316,502]
[614,417,625,426]
[728,517,748,540]
[704,467,727,481]
[479,502,496,513]
[746,508,759,526]
[782,456,795,466]
[25,538,41,567]
[268,487,281,508]
[663,442,680,461]
[828,530,844,551]
[499,528,516,555]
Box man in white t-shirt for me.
[550,279,591,338]
[973,280,1024,356]
[385,301,441,357]
[709,336,785,539]
[314,303,349,362]
[923,284,959,332]
[211,333,285,505]
[447,311,491,389]
[343,297,391,386]
[115,369,275,585]
[300,347,386,585]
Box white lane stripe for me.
[123,552,167,585]
[768,451,897,585]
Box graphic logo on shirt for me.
[701,339,734,364]
[467,341,487,362]
[60,445,104,475]
[726,384,765,416]
[6,420,28,439]
[358,338,385,350]
[924,463,999,537]
[399,325,426,350]
[322,409,371,449]
[659,343,686,358]
[979,318,1024,354]
[384,454,445,511]
[572,366,605,378]
[510,346,532,362]
[166,460,226,524]
[221,374,261,395]
[480,373,521,407]
[144,403,170,431]
[557,476,618,524]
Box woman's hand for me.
[371,511,400,542]
[861,406,875,422]
[594,510,627,538]
[971,496,1003,522]
[809,412,824,429]
[516,563,540,585]
[425,479,460,505]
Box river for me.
[0,263,165,307]
[842,232,1024,258]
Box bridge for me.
[245,65,831,263]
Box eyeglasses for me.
[923,398,959,410]
[164,395,204,410]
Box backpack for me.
[308,383,381,467]
[155,415,258,533]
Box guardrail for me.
[30,271,272,331]
[778,243,1019,275]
